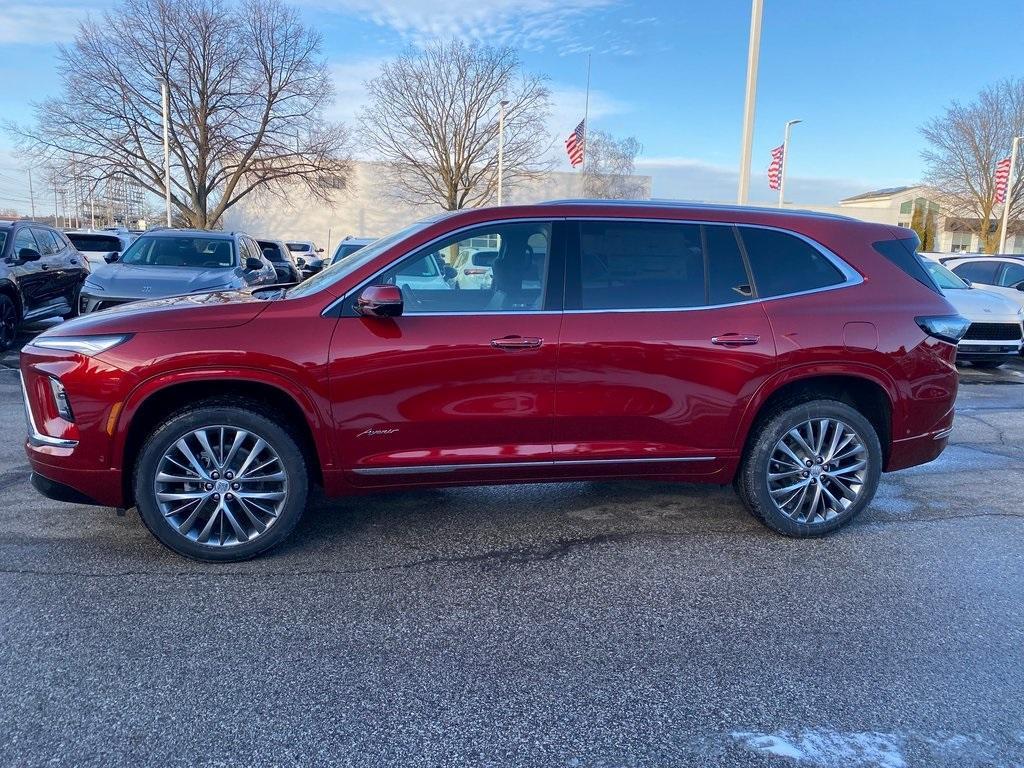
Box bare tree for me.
[9,0,350,229]
[920,78,1024,252]
[359,40,552,211]
[581,130,646,199]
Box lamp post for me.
[778,119,802,208]
[497,99,509,206]
[998,135,1022,254]
[161,78,172,227]
[737,0,764,204]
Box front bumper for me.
[956,340,1023,362]
[80,292,138,314]
[30,471,104,506]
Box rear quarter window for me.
[951,260,1000,285]
[738,227,845,298]
[871,237,941,294]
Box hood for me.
[52,290,273,334]
[85,263,244,299]
[942,286,1022,321]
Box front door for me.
[554,219,777,476]
[328,219,564,484]
[8,227,50,317]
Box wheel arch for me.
[738,368,897,468]
[116,370,332,506]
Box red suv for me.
[21,202,965,560]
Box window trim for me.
[563,218,861,314]
[324,217,566,318]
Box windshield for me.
[921,258,969,290]
[287,218,442,299]
[67,233,122,252]
[287,242,311,252]
[120,235,236,268]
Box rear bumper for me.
[886,418,954,472]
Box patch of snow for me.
[731,729,907,768]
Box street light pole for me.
[161,78,173,227]
[737,0,764,204]
[497,99,509,206]
[778,119,802,208]
[27,169,35,220]
[998,135,1022,254]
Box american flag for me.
[767,144,785,190]
[565,119,586,167]
[995,156,1012,203]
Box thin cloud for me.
[0,3,93,45]
[299,0,617,52]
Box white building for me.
[223,160,652,254]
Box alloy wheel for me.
[153,425,289,547]
[766,418,868,525]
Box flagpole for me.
[778,119,801,208]
[998,136,1022,253]
[581,53,591,179]
[737,0,763,204]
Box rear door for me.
[554,218,777,475]
[328,219,564,483]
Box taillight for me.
[916,315,970,344]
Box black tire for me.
[971,361,1004,370]
[736,399,882,537]
[0,294,18,352]
[134,401,309,561]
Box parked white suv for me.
[920,258,1024,368]
[928,254,1024,311]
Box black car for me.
[256,239,302,284]
[0,220,88,350]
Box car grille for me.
[962,323,1023,341]
[84,298,134,313]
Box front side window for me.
[577,221,705,310]
[259,242,285,263]
[951,260,999,285]
[377,221,552,314]
[12,227,39,257]
[120,236,235,268]
[739,227,844,298]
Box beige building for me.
[223,160,652,255]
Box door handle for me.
[40,264,48,270]
[491,335,543,350]
[711,334,760,347]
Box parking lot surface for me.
[1,330,1022,767]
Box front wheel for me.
[134,403,308,561]
[737,399,882,537]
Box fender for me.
[734,362,901,449]
[112,365,336,474]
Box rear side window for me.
[950,260,999,285]
[739,227,845,297]
[999,263,1024,287]
[705,225,754,304]
[259,242,284,262]
[67,234,122,253]
[871,237,941,294]
[32,228,60,256]
[578,220,704,310]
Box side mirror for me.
[245,256,264,272]
[443,265,457,281]
[1016,283,1024,292]
[103,251,120,264]
[962,278,973,288]
[357,284,403,318]
[295,257,306,267]
[316,247,324,253]
[18,247,41,263]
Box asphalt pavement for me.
[1,329,1022,767]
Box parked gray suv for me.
[79,229,278,313]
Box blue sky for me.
[1,0,1022,210]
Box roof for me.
[839,186,918,203]
[538,198,858,222]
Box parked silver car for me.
[79,229,277,313]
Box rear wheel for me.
[737,399,882,537]
[0,294,18,352]
[134,402,308,561]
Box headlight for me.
[32,334,132,355]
